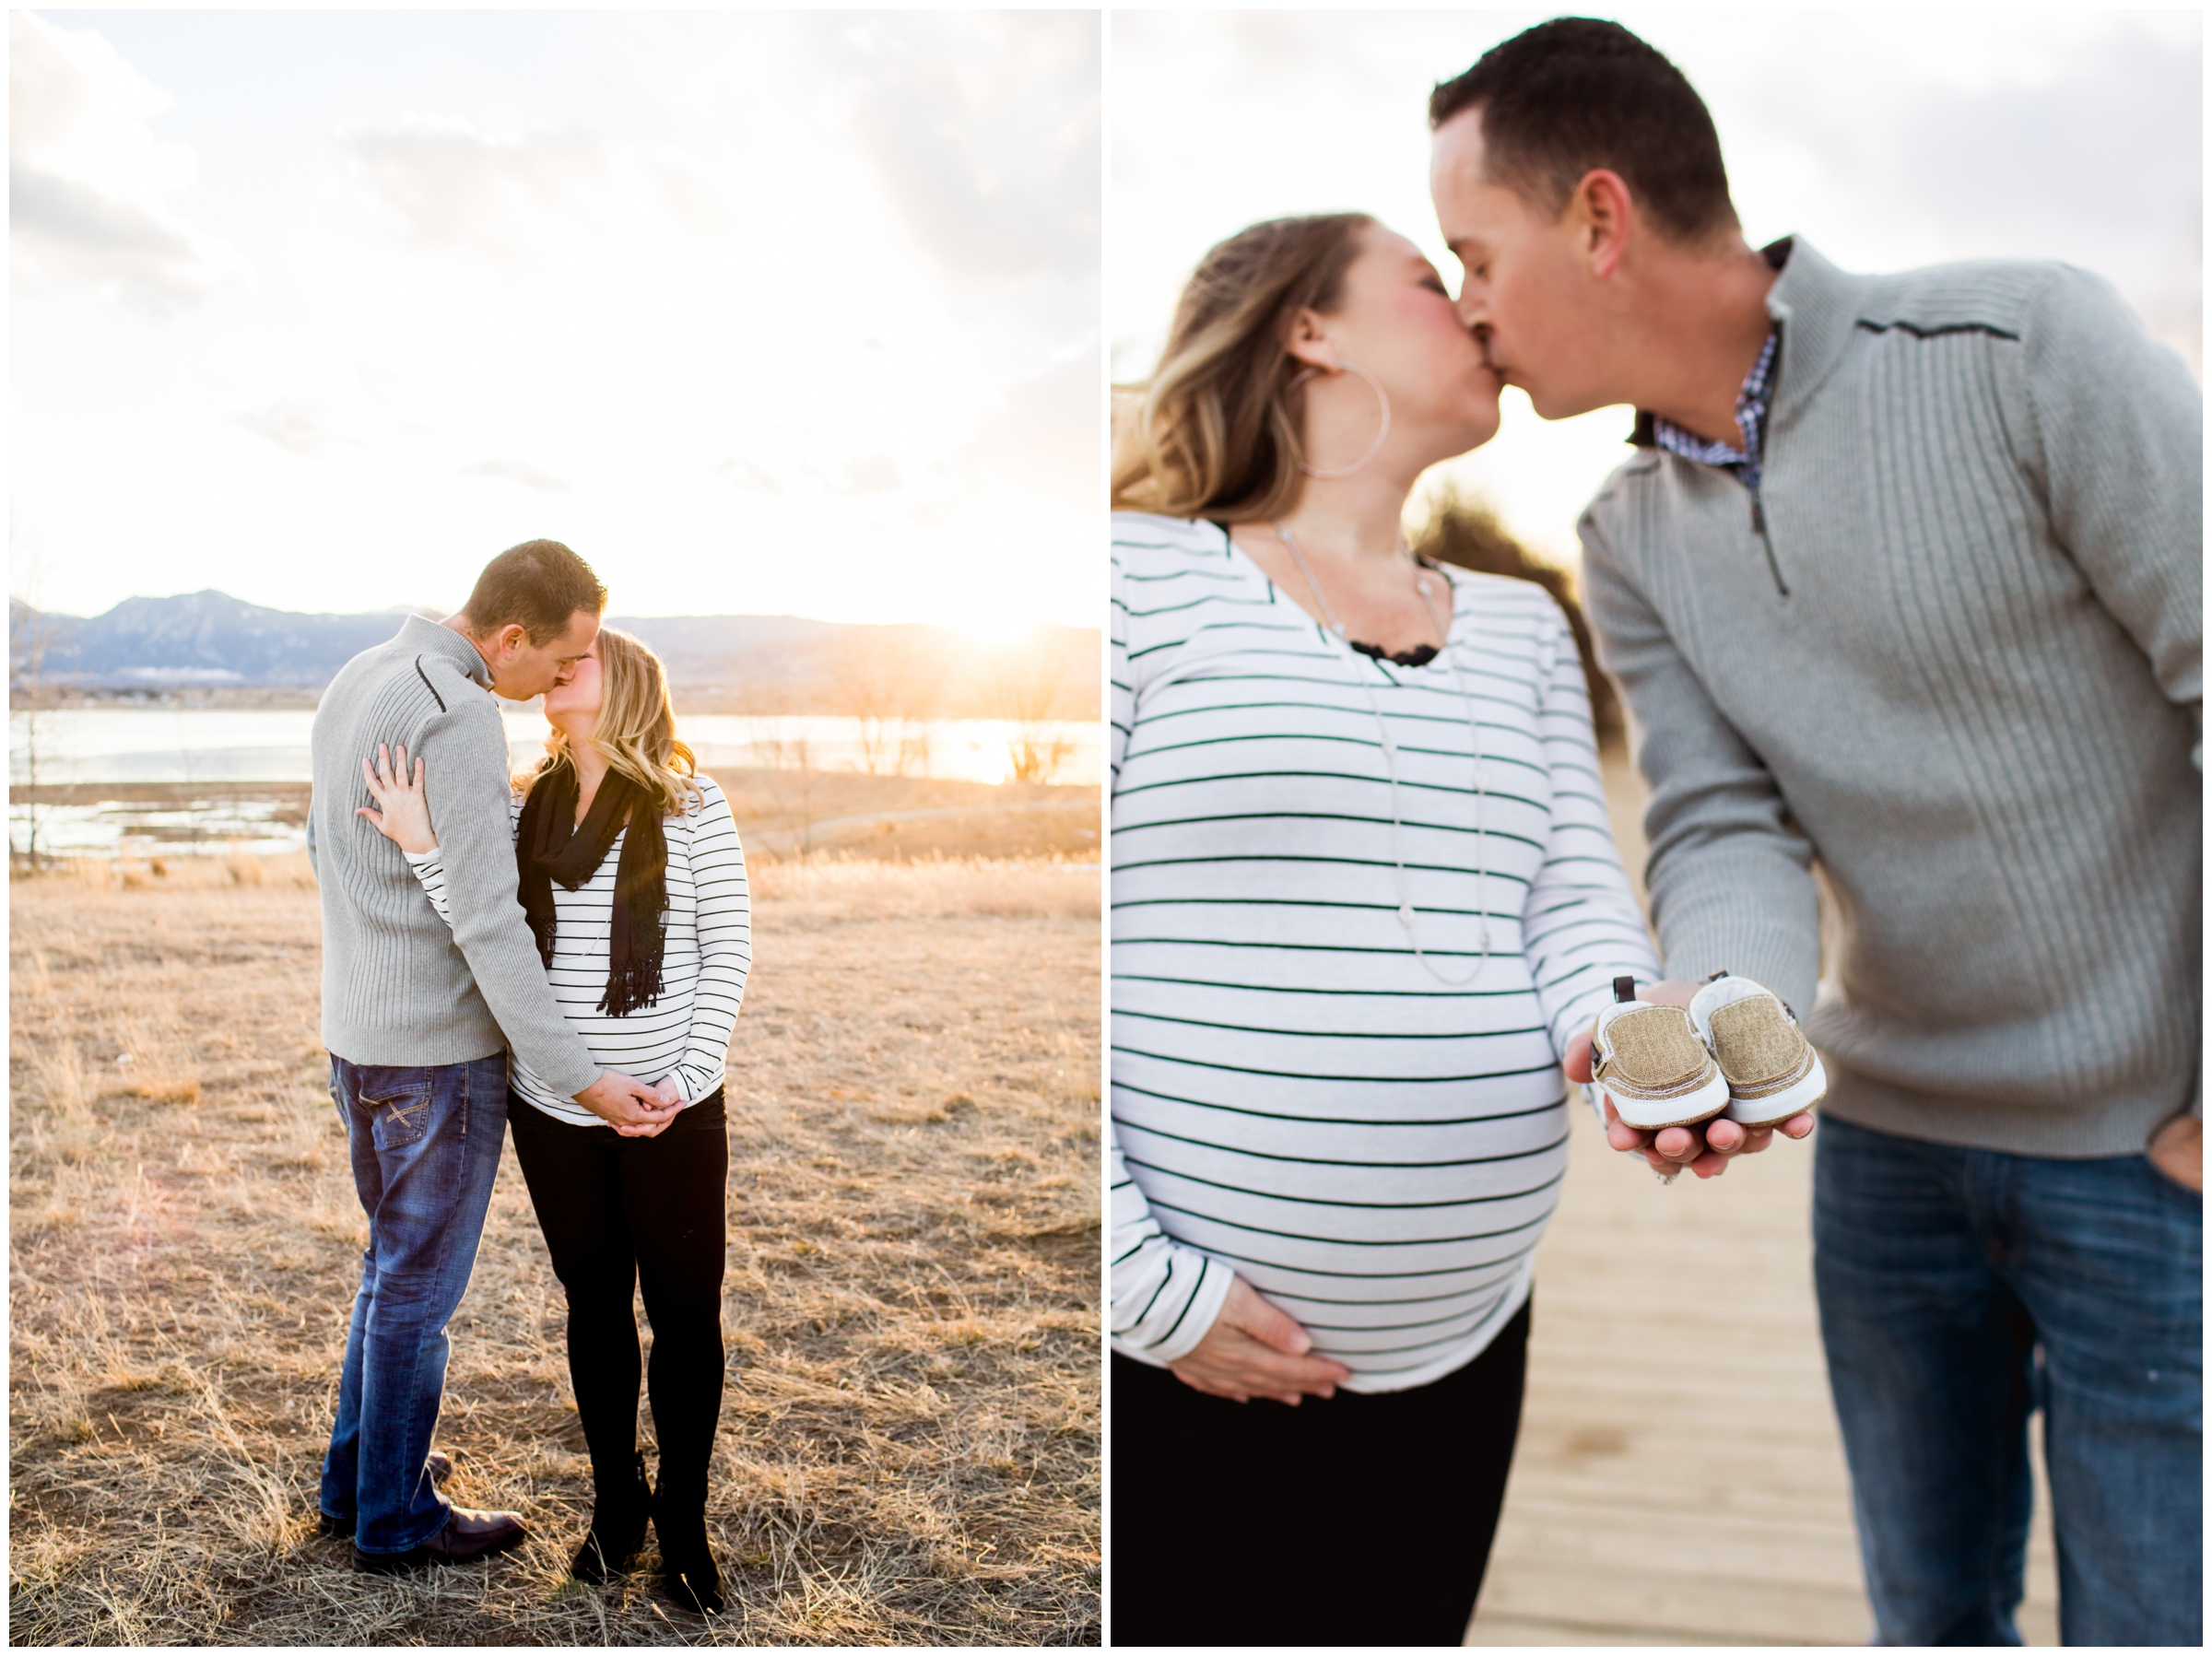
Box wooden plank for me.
[1463,751,2059,1646]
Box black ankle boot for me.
[571,1451,652,1584]
[652,1488,725,1615]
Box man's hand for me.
[1166,1275,1352,1406]
[1564,979,1814,1180]
[575,1070,681,1138]
[2148,1113,2202,1192]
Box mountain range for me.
[8,591,1098,717]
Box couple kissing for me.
[1110,17,2199,1648]
[306,538,749,1614]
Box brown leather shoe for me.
[316,1452,454,1538]
[353,1506,528,1572]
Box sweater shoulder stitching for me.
[1853,318,2020,344]
[413,655,447,713]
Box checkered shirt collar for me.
[1651,330,1779,492]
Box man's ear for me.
[1570,169,1635,281]
[1283,307,1339,374]
[493,623,531,658]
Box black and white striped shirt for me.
[1110,513,1658,1392]
[408,773,751,1126]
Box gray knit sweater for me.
[1580,239,2201,1157]
[306,615,599,1097]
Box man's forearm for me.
[420,716,601,1097]
[1645,838,1820,1019]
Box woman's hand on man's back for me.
[1168,1275,1351,1406]
[358,744,439,854]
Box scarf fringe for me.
[597,941,667,1018]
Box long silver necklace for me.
[1274,521,1494,986]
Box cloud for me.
[710,452,902,498]
[227,394,335,458]
[826,453,900,496]
[714,457,784,495]
[331,112,738,267]
[9,13,240,298]
[1736,21,2202,367]
[959,346,1100,510]
[838,13,1099,285]
[459,458,572,494]
[212,364,414,460]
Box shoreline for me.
[11,771,1101,864]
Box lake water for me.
[9,707,1100,858]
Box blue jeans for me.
[1814,1114,2202,1646]
[319,1053,509,1554]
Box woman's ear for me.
[1283,307,1340,374]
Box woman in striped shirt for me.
[1111,214,1660,1644]
[359,626,749,1615]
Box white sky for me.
[1111,8,2203,573]
[12,9,1101,632]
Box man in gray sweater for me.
[306,539,674,1571]
[1430,20,2199,1647]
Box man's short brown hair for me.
[1430,18,1737,246]
[459,539,607,646]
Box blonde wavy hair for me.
[524,626,703,818]
[1112,212,1373,523]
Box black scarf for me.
[516,760,668,1018]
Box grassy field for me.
[8,852,1101,1645]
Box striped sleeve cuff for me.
[403,846,452,923]
[1109,1234,1234,1367]
[1108,1118,1234,1365]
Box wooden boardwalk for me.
[1463,751,2059,1645]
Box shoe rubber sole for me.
[1604,1068,1732,1132]
[1721,1062,1827,1127]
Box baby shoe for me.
[1688,970,1826,1127]
[1590,976,1731,1131]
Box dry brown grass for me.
[8,854,1100,1645]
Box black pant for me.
[508,1088,729,1511]
[1111,1297,1531,1647]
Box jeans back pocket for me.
[361,1080,435,1151]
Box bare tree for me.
[830,628,940,777]
[985,630,1077,785]
[9,555,70,874]
[745,703,823,859]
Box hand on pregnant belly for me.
[1169,1276,1352,1406]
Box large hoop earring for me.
[1288,359,1392,478]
